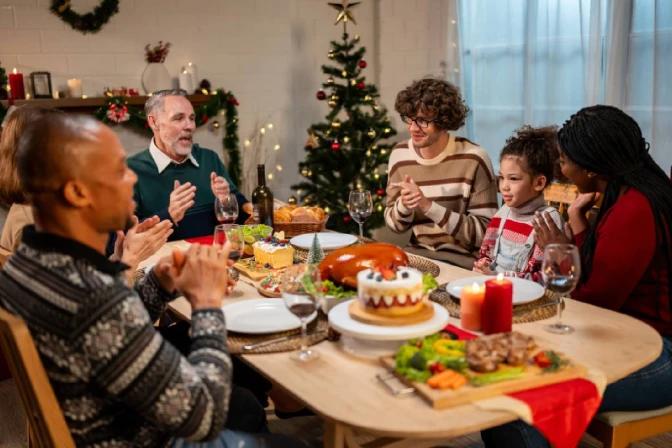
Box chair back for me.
[544,183,602,221]
[0,306,75,447]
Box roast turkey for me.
[318,243,409,288]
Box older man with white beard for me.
[127,89,250,241]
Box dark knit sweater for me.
[0,226,233,446]
[127,144,249,241]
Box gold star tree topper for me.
[329,0,361,33]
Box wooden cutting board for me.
[234,259,285,281]
[380,354,588,409]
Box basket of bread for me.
[273,205,328,237]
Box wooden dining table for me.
[140,240,663,448]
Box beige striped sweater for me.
[384,134,498,269]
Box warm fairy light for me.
[201,89,208,94]
[377,204,383,211]
[267,123,274,129]
[260,128,266,135]
[148,92,153,97]
[343,136,350,143]
[244,139,251,147]
[451,20,456,24]
[374,174,379,179]
[276,164,283,171]
[268,173,274,180]
[297,189,302,195]
[366,150,371,157]
[324,206,330,213]
[274,144,280,150]
[497,273,505,281]
[210,90,217,95]
[82,95,88,99]
[384,169,389,174]
[182,69,187,74]
[357,183,362,189]
[380,149,387,155]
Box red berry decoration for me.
[331,141,341,151]
[357,82,365,90]
[201,113,208,124]
[344,216,352,223]
[316,90,326,100]
[377,188,384,196]
[359,60,367,68]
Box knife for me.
[513,299,560,316]
[242,329,327,351]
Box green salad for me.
[395,333,468,383]
[323,280,357,299]
[243,224,273,240]
[422,273,438,295]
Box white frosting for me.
[357,267,424,308]
[253,241,292,253]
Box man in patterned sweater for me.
[0,115,307,447]
[385,78,498,269]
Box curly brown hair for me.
[0,106,63,207]
[500,125,561,187]
[394,78,469,131]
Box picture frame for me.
[30,72,52,99]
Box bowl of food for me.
[242,224,274,257]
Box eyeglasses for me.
[400,115,439,129]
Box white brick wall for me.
[0,0,451,205]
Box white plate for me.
[328,300,450,341]
[223,299,317,334]
[446,276,545,305]
[290,232,358,250]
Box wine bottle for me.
[252,164,274,228]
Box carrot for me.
[172,249,186,274]
[439,375,460,390]
[427,370,456,388]
[450,375,468,390]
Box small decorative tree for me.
[307,234,325,265]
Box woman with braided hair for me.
[481,105,672,448]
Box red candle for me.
[8,69,25,100]
[482,273,513,335]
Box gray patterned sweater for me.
[0,226,232,447]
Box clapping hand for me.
[169,181,196,223]
[389,175,431,213]
[210,172,231,201]
[113,216,173,271]
[473,259,495,275]
[532,211,574,250]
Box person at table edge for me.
[385,78,498,269]
[128,89,250,241]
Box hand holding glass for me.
[215,194,238,224]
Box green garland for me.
[94,89,242,186]
[50,0,119,34]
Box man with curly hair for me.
[385,78,498,268]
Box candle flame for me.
[12,68,17,74]
[471,283,481,292]
[497,273,504,281]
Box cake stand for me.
[328,299,450,359]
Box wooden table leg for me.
[324,420,347,448]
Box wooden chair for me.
[544,183,602,222]
[588,407,672,448]
[0,306,75,448]
[0,247,11,270]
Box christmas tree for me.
[307,234,325,265]
[0,61,7,100]
[292,2,397,236]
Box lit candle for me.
[178,70,194,93]
[185,62,197,84]
[460,282,485,331]
[67,78,82,98]
[482,273,513,335]
[8,69,25,100]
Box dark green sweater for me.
[127,144,249,241]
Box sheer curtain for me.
[457,0,670,173]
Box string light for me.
[274,144,280,151]
[297,189,302,195]
[374,174,379,179]
[244,140,251,147]
[268,173,274,180]
[377,204,383,212]
[267,124,274,129]
[451,19,456,24]
[365,150,371,157]
[260,128,266,135]
[276,164,283,171]
[147,92,153,97]
[381,149,387,155]
[308,170,313,176]
[357,183,362,189]
[385,169,389,174]
[201,89,208,94]
[343,136,350,143]
[324,206,330,213]
[82,95,88,99]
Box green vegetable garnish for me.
[423,273,439,295]
[410,352,427,371]
[243,224,273,239]
[322,280,357,299]
[469,367,527,387]
[543,351,568,373]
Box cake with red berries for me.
[356,266,425,316]
[253,236,294,269]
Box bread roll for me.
[274,208,292,223]
[309,207,326,221]
[290,207,319,223]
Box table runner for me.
[444,324,605,448]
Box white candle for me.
[185,62,197,83]
[67,78,82,98]
[178,70,194,93]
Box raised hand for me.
[532,211,574,249]
[568,192,599,219]
[210,172,230,201]
[114,216,173,271]
[390,175,431,213]
[169,180,196,223]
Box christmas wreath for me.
[50,0,120,34]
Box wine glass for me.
[282,264,322,362]
[215,193,238,224]
[214,224,244,264]
[541,244,581,334]
[349,190,373,243]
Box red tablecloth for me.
[444,324,602,448]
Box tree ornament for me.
[331,141,341,151]
[359,60,367,68]
[376,188,384,196]
[350,79,357,86]
[343,215,352,223]
[327,77,335,85]
[372,144,378,150]
[341,70,348,77]
[367,129,376,138]
[328,50,336,59]
[343,136,350,143]
[329,0,361,33]
[354,34,360,41]
[307,234,325,264]
[328,99,337,108]
[373,104,380,111]
[331,94,340,101]
[384,127,391,134]
[331,119,341,129]
[306,130,319,149]
[106,103,130,123]
[211,120,220,130]
[364,95,372,102]
[288,196,297,205]
[316,89,326,100]
[357,82,365,90]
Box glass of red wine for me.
[541,244,581,334]
[213,224,244,264]
[215,193,239,224]
[349,190,373,243]
[281,264,322,362]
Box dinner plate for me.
[222,298,317,334]
[290,232,358,250]
[446,276,545,305]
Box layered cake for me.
[357,266,425,316]
[253,236,294,269]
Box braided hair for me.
[558,105,672,314]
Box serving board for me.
[234,258,286,281]
[257,285,282,298]
[348,300,435,326]
[380,353,587,409]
